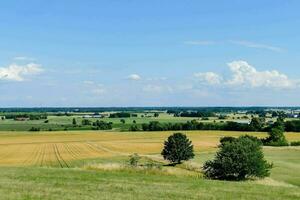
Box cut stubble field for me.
[0,130,274,167]
[0,130,300,166]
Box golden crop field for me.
[0,131,299,167]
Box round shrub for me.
[204,136,272,181]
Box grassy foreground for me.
[0,166,299,200]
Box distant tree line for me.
[81,119,113,130]
[109,112,131,118]
[92,120,113,130]
[129,118,300,132]
[173,111,216,118]
[284,120,300,132]
[139,118,266,132]
[4,113,48,120]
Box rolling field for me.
[0,130,299,199]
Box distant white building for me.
[82,114,106,118]
[92,115,103,118]
[287,114,299,118]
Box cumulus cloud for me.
[194,72,222,85]
[127,74,141,81]
[195,60,299,89]
[0,63,43,81]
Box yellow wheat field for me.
[0,130,299,167]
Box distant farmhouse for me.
[82,113,109,119]
[14,117,30,121]
[287,113,299,118]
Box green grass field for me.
[0,112,255,131]
[0,130,299,199]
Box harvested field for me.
[0,131,299,167]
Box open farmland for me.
[0,130,299,199]
[0,112,255,131]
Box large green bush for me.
[204,136,272,181]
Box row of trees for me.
[285,120,300,132]
[138,118,265,132]
[4,113,48,120]
[109,112,131,118]
[79,119,113,130]
[132,117,300,132]
[175,111,216,118]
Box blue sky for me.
[0,0,300,107]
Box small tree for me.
[161,133,194,165]
[82,119,91,126]
[129,125,139,131]
[120,119,126,124]
[203,136,272,181]
[72,118,77,126]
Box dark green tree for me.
[161,133,194,165]
[82,119,91,126]
[263,125,288,146]
[250,117,265,131]
[72,118,77,126]
[129,125,139,131]
[204,136,272,181]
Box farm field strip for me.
[0,131,299,167]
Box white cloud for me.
[83,80,94,85]
[143,84,173,93]
[230,40,283,52]
[0,63,43,81]
[146,77,167,81]
[127,74,141,81]
[195,60,299,89]
[184,40,215,45]
[194,72,222,85]
[83,81,106,95]
[184,40,284,52]
[91,86,106,95]
[13,56,36,61]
